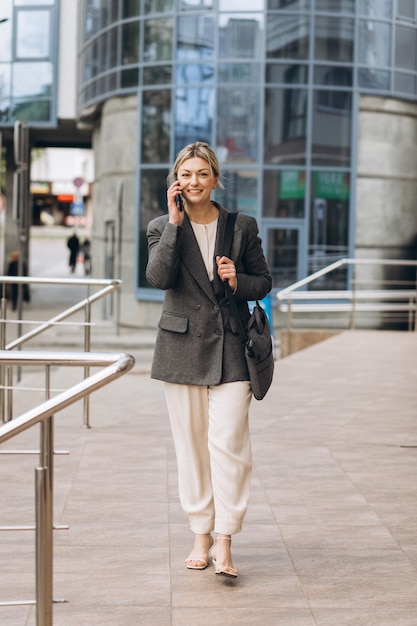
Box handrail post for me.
[0,296,6,422]
[35,466,53,626]
[349,264,356,330]
[36,364,54,625]
[6,366,13,422]
[83,298,91,428]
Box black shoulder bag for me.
[222,212,274,401]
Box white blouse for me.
[190,218,218,281]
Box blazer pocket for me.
[159,312,189,334]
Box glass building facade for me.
[0,0,58,125]
[77,0,417,298]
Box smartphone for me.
[175,177,184,211]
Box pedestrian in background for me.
[82,238,91,276]
[7,250,30,311]
[67,231,80,273]
[146,142,271,578]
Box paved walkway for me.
[0,328,416,625]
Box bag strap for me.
[222,212,248,344]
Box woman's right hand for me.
[167,180,185,225]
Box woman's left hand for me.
[216,255,237,292]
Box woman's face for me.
[177,156,218,208]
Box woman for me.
[146,142,271,578]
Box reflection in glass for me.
[394,72,416,95]
[267,228,299,290]
[139,170,169,288]
[395,25,417,72]
[358,67,390,90]
[12,62,52,98]
[358,20,391,68]
[174,86,214,154]
[312,90,351,167]
[308,170,349,286]
[266,63,308,83]
[217,86,260,164]
[181,0,213,9]
[263,170,305,217]
[176,63,214,84]
[121,68,139,88]
[0,64,11,99]
[123,0,140,18]
[315,0,354,12]
[0,10,12,62]
[145,0,174,13]
[314,66,352,86]
[0,100,10,122]
[215,170,258,217]
[358,0,392,18]
[267,0,310,8]
[219,14,263,61]
[144,18,173,62]
[397,0,415,19]
[122,21,140,65]
[143,65,172,85]
[220,0,264,9]
[177,16,215,60]
[219,62,261,82]
[109,28,118,68]
[314,17,354,63]
[13,99,51,122]
[267,15,309,59]
[141,90,171,164]
[264,87,307,165]
[16,10,50,59]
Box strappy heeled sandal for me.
[185,534,214,570]
[210,535,238,578]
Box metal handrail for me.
[0,350,135,626]
[0,276,122,426]
[277,258,417,334]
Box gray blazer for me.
[146,204,272,386]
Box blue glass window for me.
[217,86,260,164]
[264,87,308,165]
[263,170,306,217]
[219,14,263,61]
[174,86,214,154]
[177,15,215,60]
[267,14,309,59]
[142,89,171,163]
[144,18,173,62]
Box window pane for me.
[0,64,11,98]
[315,0,354,11]
[145,0,174,12]
[139,170,168,288]
[174,86,214,154]
[177,15,215,60]
[216,170,258,217]
[394,72,417,95]
[358,20,391,68]
[314,66,353,86]
[144,18,173,62]
[121,68,139,87]
[358,67,390,90]
[141,90,171,163]
[267,0,310,8]
[0,1,12,63]
[397,0,415,19]
[264,87,308,165]
[263,170,305,217]
[266,63,308,84]
[12,62,52,98]
[312,90,351,167]
[395,25,417,71]
[358,0,392,19]
[267,15,309,59]
[267,228,299,290]
[122,21,140,64]
[219,62,261,82]
[219,14,263,61]
[108,27,119,68]
[217,86,260,164]
[176,63,214,84]
[123,0,140,18]
[220,0,264,11]
[16,10,50,59]
[14,99,51,122]
[315,17,354,63]
[0,99,11,122]
[143,65,172,85]
[309,171,349,284]
[181,0,213,9]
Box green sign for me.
[314,172,350,200]
[279,170,305,199]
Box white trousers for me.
[164,381,252,536]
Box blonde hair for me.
[167,142,224,189]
